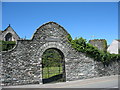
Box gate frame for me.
[35,42,68,84]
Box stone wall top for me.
[31,22,70,41]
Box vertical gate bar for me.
[59,59,60,73]
[47,60,49,78]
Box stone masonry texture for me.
[89,39,107,51]
[1,22,119,86]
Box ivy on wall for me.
[0,40,16,51]
[1,34,120,65]
[103,40,107,52]
[67,35,120,65]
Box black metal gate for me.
[42,48,65,84]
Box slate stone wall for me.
[1,22,119,86]
[94,61,120,77]
[89,39,107,51]
[2,40,41,86]
[0,51,2,86]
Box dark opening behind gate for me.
[42,48,66,84]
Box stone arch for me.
[37,42,67,58]
[35,42,68,84]
[1,21,119,86]
[41,48,66,84]
[5,33,12,41]
[31,22,70,42]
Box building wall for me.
[107,40,120,54]
[0,26,20,41]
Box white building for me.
[107,39,120,54]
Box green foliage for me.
[0,40,16,51]
[42,48,63,67]
[102,39,107,52]
[43,67,62,79]
[67,37,120,65]
[71,37,86,53]
[119,49,120,54]
[42,48,63,79]
[86,43,101,60]
[67,34,72,42]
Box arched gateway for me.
[42,48,66,84]
[2,22,97,86]
[36,42,67,84]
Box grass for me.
[42,67,63,79]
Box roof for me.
[116,39,120,42]
[2,24,20,39]
[3,24,11,32]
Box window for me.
[5,33,12,41]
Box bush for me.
[0,40,16,51]
[71,37,87,53]
[68,37,120,65]
[67,34,72,42]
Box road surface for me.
[2,75,119,89]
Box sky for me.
[2,2,118,45]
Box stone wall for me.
[1,22,119,86]
[0,51,2,86]
[89,39,107,52]
[94,61,120,77]
[65,53,119,81]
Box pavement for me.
[1,75,119,89]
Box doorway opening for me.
[42,48,66,84]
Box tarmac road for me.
[2,75,119,89]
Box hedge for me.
[0,40,16,51]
